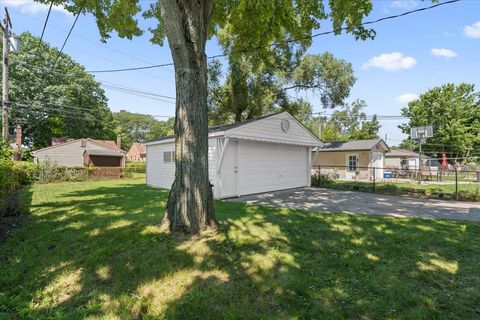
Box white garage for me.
[145,111,323,199]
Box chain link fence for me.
[312,165,480,201]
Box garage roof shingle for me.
[320,139,388,152]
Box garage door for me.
[236,140,308,196]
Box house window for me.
[163,151,175,163]
[348,155,358,171]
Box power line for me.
[88,62,175,73]
[35,1,53,53]
[100,81,175,100]
[51,1,84,68]
[86,0,460,74]
[11,59,177,103]
[9,6,173,71]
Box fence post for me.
[455,169,458,200]
[373,166,376,192]
[317,166,320,187]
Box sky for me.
[3,0,480,146]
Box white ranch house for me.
[145,111,323,199]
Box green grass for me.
[1,178,479,319]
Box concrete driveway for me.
[228,187,480,222]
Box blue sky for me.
[3,0,480,146]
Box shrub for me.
[457,189,480,202]
[0,139,12,161]
[0,160,34,217]
[126,161,146,173]
[37,162,89,183]
[311,172,333,187]
[377,184,399,194]
[120,168,134,179]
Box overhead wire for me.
[35,1,53,53]
[86,0,460,74]
[51,1,84,69]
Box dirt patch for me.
[0,215,29,245]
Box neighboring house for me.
[126,142,146,162]
[313,138,390,181]
[32,138,126,168]
[385,149,421,169]
[146,111,323,199]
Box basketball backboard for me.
[410,126,433,140]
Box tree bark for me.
[159,0,217,233]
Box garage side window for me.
[348,155,358,171]
[163,151,175,163]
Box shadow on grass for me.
[0,180,479,319]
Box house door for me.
[220,140,239,198]
[372,152,384,179]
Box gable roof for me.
[32,138,125,155]
[146,111,322,146]
[320,139,390,152]
[386,149,420,157]
[127,142,146,156]
[92,139,119,150]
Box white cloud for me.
[4,0,71,16]
[390,1,418,10]
[464,21,480,39]
[362,52,417,71]
[396,93,418,103]
[431,48,458,58]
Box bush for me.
[0,160,35,217]
[311,172,333,187]
[377,184,399,194]
[0,139,12,161]
[126,161,146,173]
[457,189,480,202]
[37,162,89,183]
[120,168,133,179]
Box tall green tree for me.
[393,139,417,151]
[208,52,355,124]
[0,32,115,148]
[399,83,480,162]
[305,100,380,142]
[42,0,376,233]
[113,110,173,150]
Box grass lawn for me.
[1,177,479,319]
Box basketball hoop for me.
[410,125,434,185]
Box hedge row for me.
[126,161,146,173]
[0,161,38,217]
[1,161,139,217]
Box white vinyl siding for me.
[33,140,114,167]
[145,111,321,199]
[146,143,176,189]
[226,113,319,146]
[146,138,218,194]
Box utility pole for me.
[1,8,10,142]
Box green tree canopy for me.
[305,100,380,142]
[399,83,480,161]
[113,110,173,150]
[208,52,355,125]
[1,32,115,148]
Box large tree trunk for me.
[160,0,217,233]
